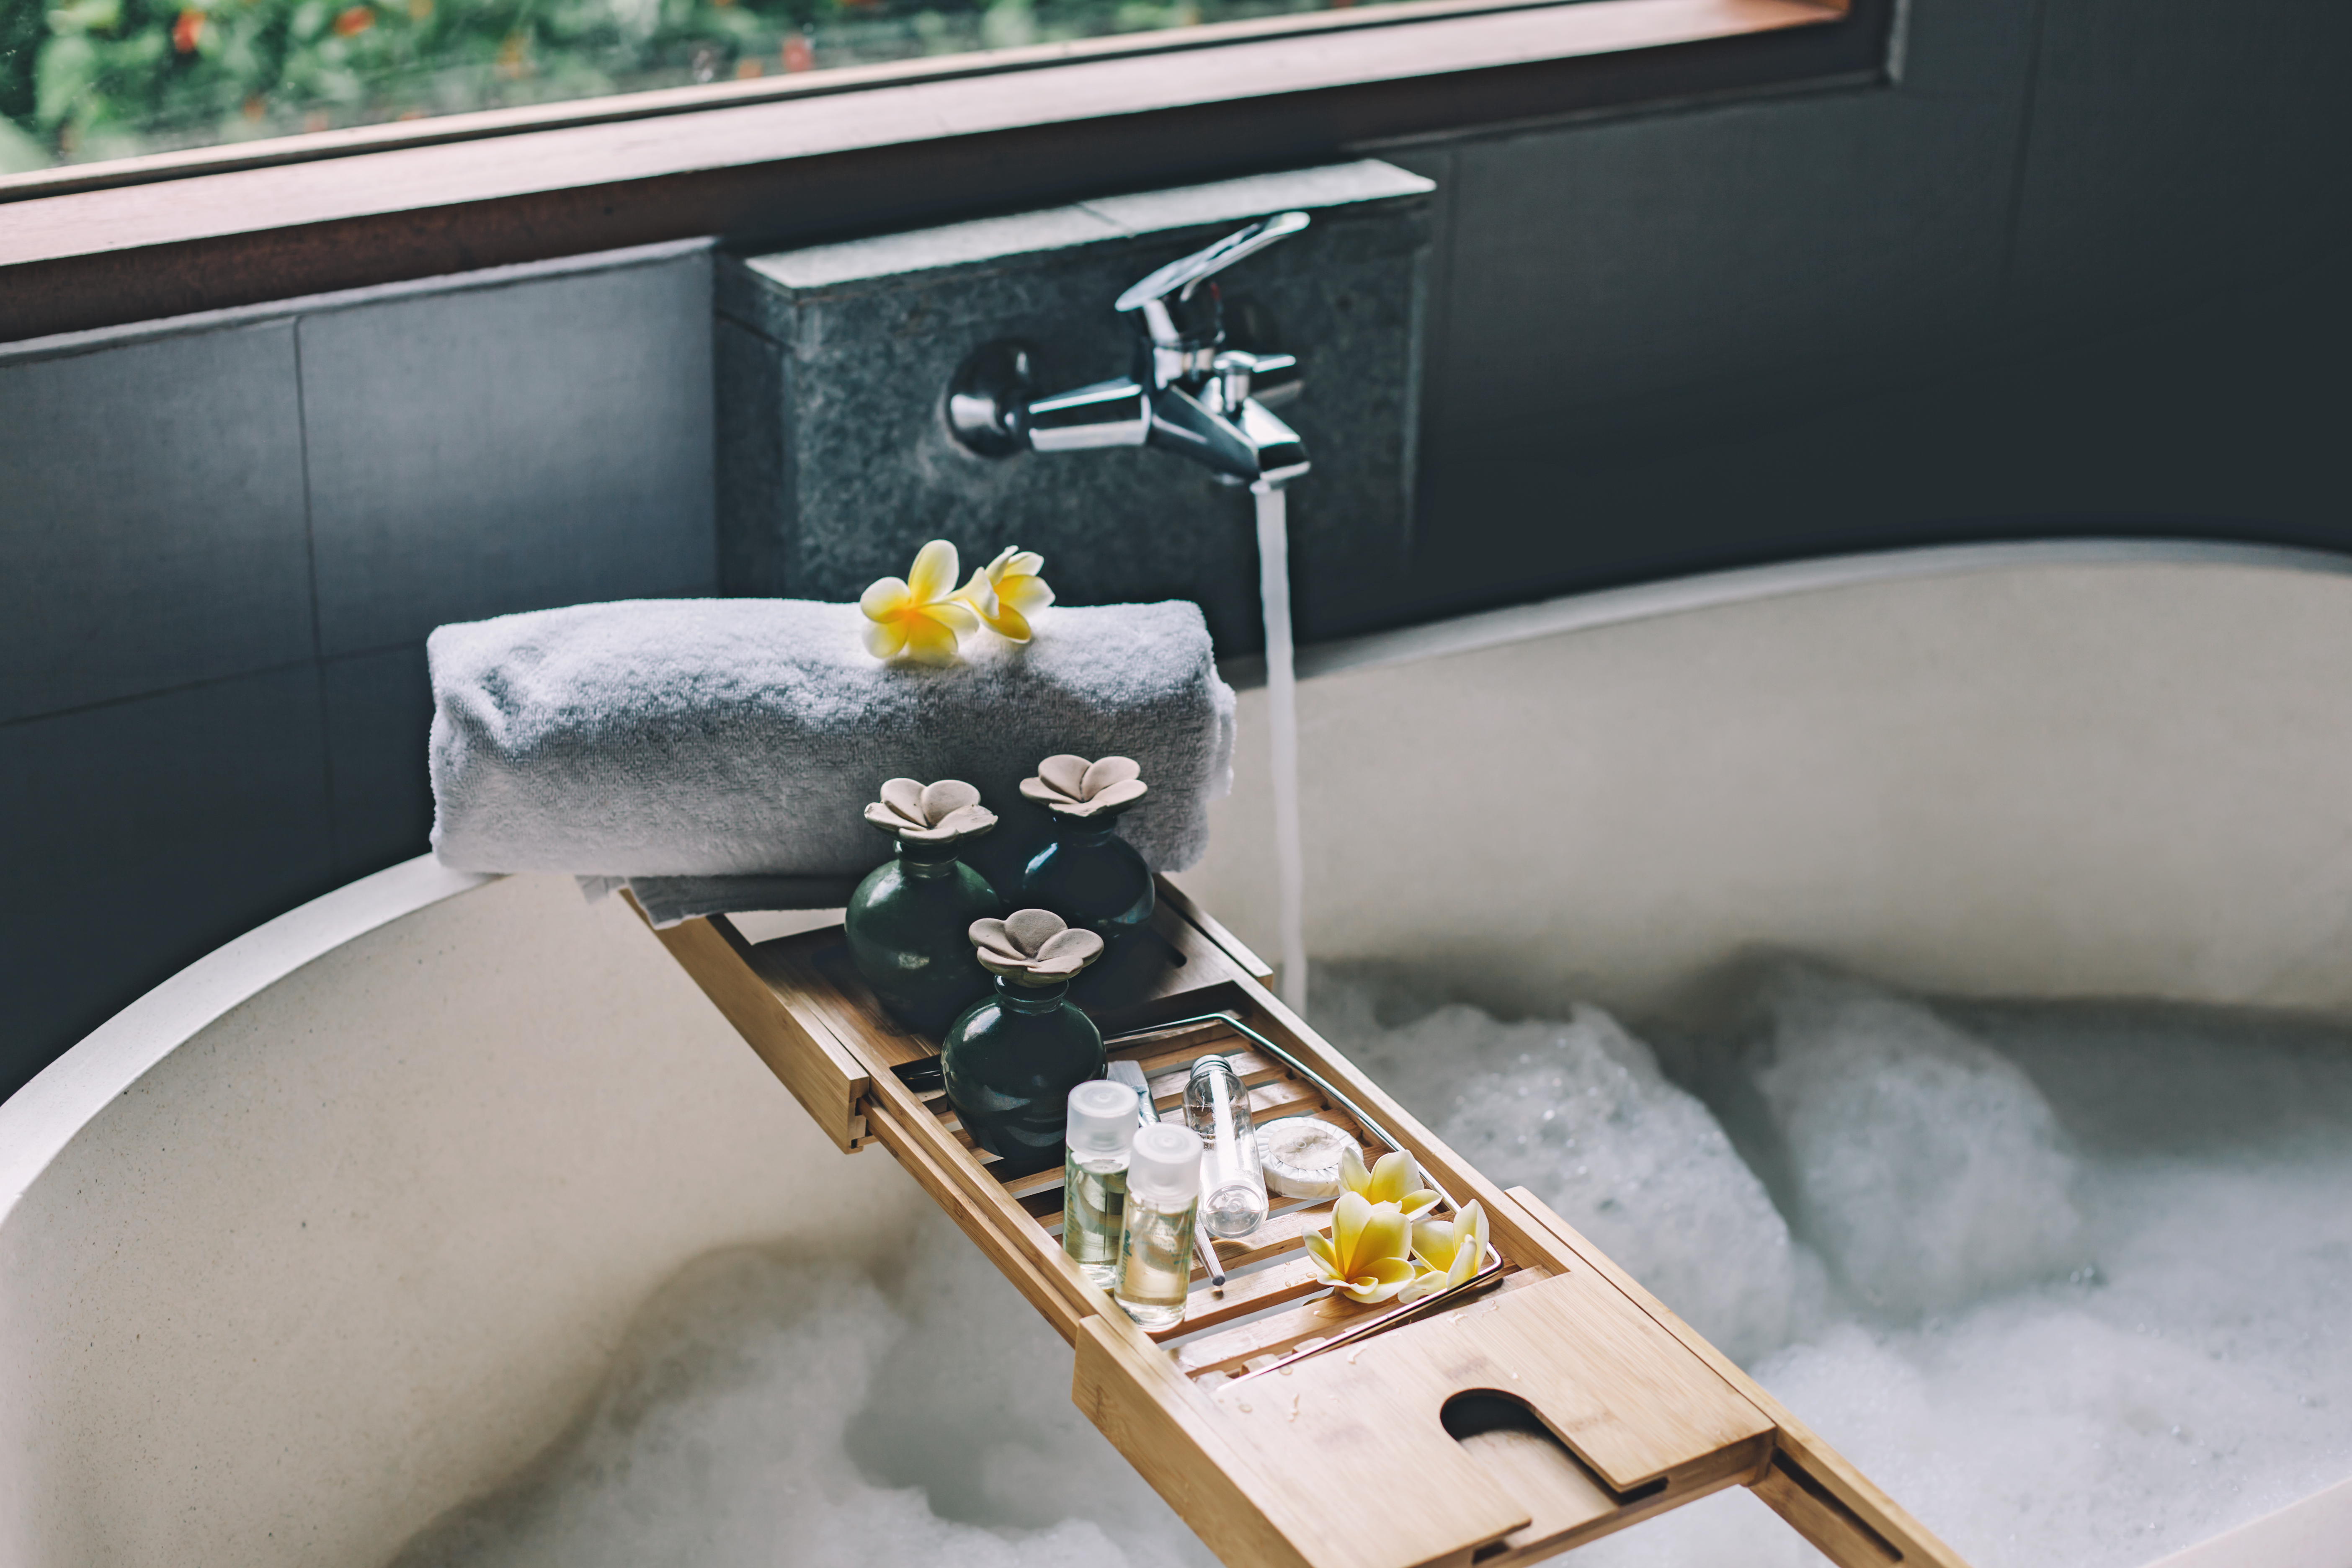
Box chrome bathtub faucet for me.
[945,211,1312,490]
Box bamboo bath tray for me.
[640,879,1969,1568]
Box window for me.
[0,0,1885,341]
[6,0,1494,167]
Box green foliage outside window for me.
[0,0,1326,171]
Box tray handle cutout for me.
[1443,1391,1666,1564]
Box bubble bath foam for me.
[1319,965,2352,1568]
[391,965,2352,1568]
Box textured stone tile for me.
[302,250,718,656]
[1080,162,1433,235]
[0,663,334,1100]
[748,207,1124,293]
[0,321,314,724]
[323,642,436,879]
[720,163,1433,651]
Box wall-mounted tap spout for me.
[946,212,1313,490]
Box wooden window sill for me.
[0,0,1880,343]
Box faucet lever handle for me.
[1114,211,1310,343]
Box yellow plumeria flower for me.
[1304,1191,1418,1305]
[1339,1146,1441,1223]
[954,547,1055,642]
[860,539,980,664]
[1400,1200,1488,1303]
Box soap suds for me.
[390,1223,1217,1568]
[1314,980,1802,1363]
[1573,1145,2352,1568]
[396,968,2352,1568]
[1723,965,2086,1318]
[1320,967,2352,1568]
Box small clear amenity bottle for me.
[1114,1123,1204,1331]
[1063,1078,1141,1289]
[1185,1055,1268,1239]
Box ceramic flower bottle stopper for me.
[1016,754,1155,957]
[844,779,1004,1035]
[939,910,1109,1175]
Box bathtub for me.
[5,541,2351,1568]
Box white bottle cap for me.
[1126,1122,1204,1204]
[1067,1079,1141,1160]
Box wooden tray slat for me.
[1107,1019,1248,1062]
[1124,1031,1251,1075]
[1140,1046,1282,1097]
[1207,1201,1333,1272]
[1171,1272,1516,1377]
[1148,1254,1329,1341]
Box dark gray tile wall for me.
[1417,0,2039,467]
[1434,243,2352,598]
[304,257,717,655]
[1403,33,2043,607]
[1381,0,2352,627]
[2007,0,2352,329]
[0,665,334,1082]
[322,643,437,879]
[0,321,315,723]
[0,242,718,1099]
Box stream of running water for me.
[1253,484,1309,1014]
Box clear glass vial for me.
[1114,1122,1203,1330]
[1063,1078,1141,1290]
[1184,1055,1268,1239]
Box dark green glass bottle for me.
[1016,754,1156,957]
[941,975,1108,1175]
[845,838,1003,1035]
[1019,817,1155,946]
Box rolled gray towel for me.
[427,598,1235,895]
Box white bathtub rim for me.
[1217,536,2352,690]
[2145,1473,2352,1568]
[0,856,495,1226]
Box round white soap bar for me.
[1259,1116,1356,1200]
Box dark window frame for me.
[0,0,1888,342]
